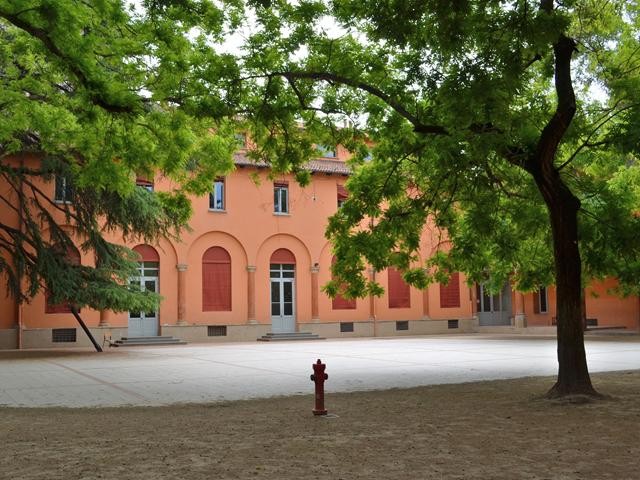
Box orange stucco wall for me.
[1,147,638,345]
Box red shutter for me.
[439,272,461,308]
[533,290,540,314]
[202,247,232,311]
[134,244,160,262]
[332,292,356,310]
[388,267,411,308]
[271,248,296,264]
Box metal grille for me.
[208,325,227,337]
[448,319,459,329]
[396,321,409,331]
[52,328,76,343]
[586,318,598,327]
[340,322,354,333]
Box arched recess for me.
[202,247,232,311]
[45,244,81,314]
[133,244,160,262]
[331,256,356,310]
[271,248,296,264]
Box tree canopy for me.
[0,0,242,311]
[214,0,640,395]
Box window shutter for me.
[388,267,410,308]
[439,272,461,308]
[202,247,232,311]
[533,290,540,314]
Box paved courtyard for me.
[1,334,639,407]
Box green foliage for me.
[0,0,240,311]
[227,0,640,298]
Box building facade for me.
[1,147,639,349]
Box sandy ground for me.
[1,371,639,480]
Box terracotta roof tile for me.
[234,152,351,175]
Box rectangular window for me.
[54,175,73,203]
[52,328,77,343]
[388,267,411,308]
[440,272,461,308]
[209,177,225,211]
[235,133,247,148]
[136,178,154,192]
[534,286,548,314]
[337,184,348,208]
[208,325,228,336]
[274,183,289,214]
[340,322,354,333]
[316,144,336,158]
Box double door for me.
[477,283,512,326]
[128,262,159,337]
[270,264,295,333]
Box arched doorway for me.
[129,244,160,337]
[270,248,296,333]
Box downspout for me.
[16,156,25,349]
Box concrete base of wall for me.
[162,324,271,343]
[476,326,557,336]
[0,329,17,349]
[16,327,126,350]
[2,317,550,349]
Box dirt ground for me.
[2,371,639,480]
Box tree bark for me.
[533,174,597,397]
[526,31,598,397]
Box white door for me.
[270,264,296,333]
[129,262,159,337]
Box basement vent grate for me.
[586,318,598,327]
[52,328,77,343]
[448,319,459,329]
[208,325,227,337]
[396,321,409,331]
[340,322,354,333]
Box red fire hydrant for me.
[310,359,328,415]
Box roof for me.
[234,152,351,176]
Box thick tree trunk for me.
[540,184,597,397]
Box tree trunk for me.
[532,171,598,398]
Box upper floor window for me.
[209,177,225,211]
[235,133,247,149]
[316,144,336,158]
[337,184,348,208]
[136,178,154,192]
[54,175,73,203]
[274,182,289,214]
[534,286,548,314]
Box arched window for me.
[270,248,296,264]
[331,256,356,310]
[202,247,232,311]
[45,245,81,314]
[388,267,411,308]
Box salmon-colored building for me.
[1,145,639,349]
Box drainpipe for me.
[16,156,25,349]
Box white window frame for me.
[274,184,289,214]
[54,175,73,203]
[209,178,225,211]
